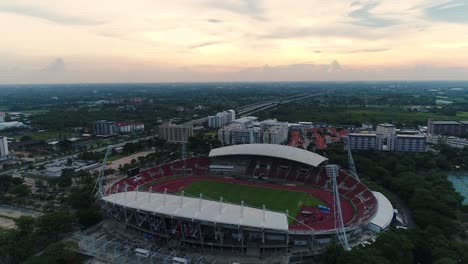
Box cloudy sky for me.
[1,0,468,83]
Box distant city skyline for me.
[1,0,468,84]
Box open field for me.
[0,205,43,229]
[182,180,322,221]
[259,105,468,126]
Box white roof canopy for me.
[369,192,394,230]
[103,191,289,231]
[209,144,327,167]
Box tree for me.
[10,184,31,197]
[76,208,102,227]
[36,180,47,192]
[35,211,74,241]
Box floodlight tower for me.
[326,164,350,251]
[93,145,113,199]
[344,136,359,182]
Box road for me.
[181,92,331,126]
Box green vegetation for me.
[182,180,321,221]
[320,143,468,264]
[258,104,465,127]
[0,211,75,263]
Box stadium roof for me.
[102,191,289,231]
[369,192,394,230]
[209,144,328,167]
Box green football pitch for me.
[182,180,322,222]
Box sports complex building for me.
[98,144,393,256]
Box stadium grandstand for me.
[97,144,393,257]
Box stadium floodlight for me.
[93,145,113,199]
[326,164,350,251]
[344,136,360,182]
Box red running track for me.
[145,176,355,231]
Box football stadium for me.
[97,144,394,257]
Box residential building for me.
[94,120,117,136]
[427,119,463,137]
[0,136,8,159]
[263,125,288,144]
[392,135,426,152]
[376,123,396,136]
[218,123,260,145]
[427,135,468,149]
[460,121,468,137]
[114,122,145,133]
[218,118,288,145]
[348,133,383,150]
[207,110,236,128]
[261,119,288,145]
[349,132,426,152]
[158,122,193,143]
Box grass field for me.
[182,180,322,222]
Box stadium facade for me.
[99,144,393,255]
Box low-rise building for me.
[0,121,25,131]
[427,135,468,149]
[0,112,5,123]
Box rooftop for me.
[209,144,327,167]
[369,192,394,230]
[396,134,425,138]
[348,133,377,137]
[378,123,395,127]
[431,121,460,125]
[102,191,289,231]
[233,116,258,124]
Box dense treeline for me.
[0,170,102,263]
[0,211,76,263]
[320,144,468,263]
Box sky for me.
[1,0,468,84]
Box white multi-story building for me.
[218,123,260,145]
[263,126,288,144]
[391,134,426,152]
[208,110,236,128]
[427,135,468,149]
[376,123,396,136]
[261,119,289,145]
[218,118,288,145]
[0,136,9,159]
[348,133,383,150]
[114,122,145,133]
[349,132,426,152]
